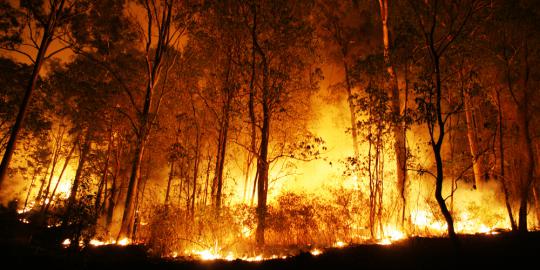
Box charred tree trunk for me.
[344,62,360,163]
[255,108,269,247]
[41,128,66,209]
[63,130,91,226]
[191,127,201,218]
[214,90,232,211]
[106,137,122,232]
[118,0,174,240]
[43,139,77,214]
[96,129,113,213]
[118,138,145,239]
[164,160,174,207]
[23,170,39,212]
[378,0,407,227]
[496,90,517,231]
[464,91,484,190]
[0,0,66,188]
[517,107,534,233]
[247,1,258,206]
[432,54,456,240]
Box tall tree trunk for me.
[118,139,145,240]
[63,130,91,226]
[378,0,407,226]
[464,91,484,190]
[43,139,77,214]
[255,108,269,247]
[41,128,66,209]
[247,1,258,206]
[214,91,232,211]
[432,54,456,240]
[95,129,113,213]
[23,170,39,212]
[254,48,270,248]
[517,107,534,233]
[191,128,200,218]
[106,137,122,232]
[0,0,66,188]
[496,90,517,231]
[118,0,174,240]
[517,43,534,233]
[344,62,360,161]
[164,160,175,206]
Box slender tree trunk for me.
[344,62,360,160]
[464,91,484,190]
[255,109,269,247]
[378,0,407,226]
[23,170,39,212]
[118,0,174,240]
[203,154,212,206]
[191,128,200,218]
[517,43,534,233]
[63,130,91,226]
[41,128,65,208]
[95,130,113,213]
[247,2,258,206]
[43,139,77,214]
[517,107,534,233]
[496,90,517,231]
[118,139,145,239]
[254,50,270,247]
[165,160,175,206]
[0,0,66,188]
[214,92,232,211]
[432,54,456,240]
[106,138,121,232]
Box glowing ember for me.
[62,238,71,247]
[89,239,107,246]
[194,249,221,260]
[333,241,347,248]
[117,238,130,246]
[310,248,323,256]
[385,226,406,241]
[378,239,392,245]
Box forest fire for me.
[0,0,539,269]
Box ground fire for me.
[0,0,539,268]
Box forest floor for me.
[1,208,538,270]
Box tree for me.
[0,0,84,188]
[408,0,487,240]
[245,0,319,247]
[377,0,408,229]
[117,0,194,240]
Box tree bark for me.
[496,90,517,231]
[214,90,232,211]
[432,54,456,240]
[63,130,91,226]
[254,46,270,248]
[118,139,145,239]
[378,0,407,226]
[118,0,174,240]
[464,91,484,190]
[164,160,174,207]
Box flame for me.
[62,238,71,247]
[117,238,130,246]
[310,248,323,256]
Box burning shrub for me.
[145,204,255,257]
[266,192,319,246]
